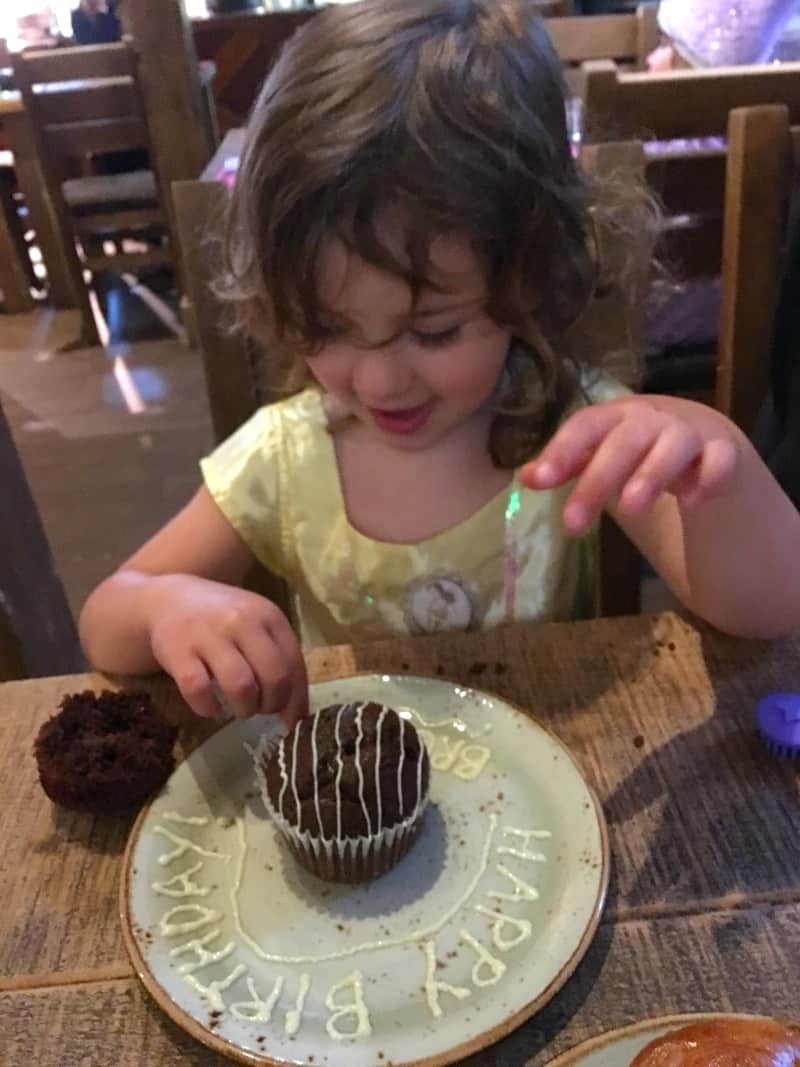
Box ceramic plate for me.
[546,1013,788,1065]
[121,673,608,1066]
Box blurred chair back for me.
[172,177,292,616]
[716,107,800,432]
[14,41,172,346]
[0,398,84,681]
[548,4,657,94]
[582,105,799,435]
[535,0,574,14]
[583,60,800,140]
[0,162,35,313]
[579,140,650,616]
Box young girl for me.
[80,0,800,726]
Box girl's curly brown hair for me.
[219,0,656,466]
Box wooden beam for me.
[121,0,214,240]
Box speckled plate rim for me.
[545,1013,794,1065]
[119,671,611,1067]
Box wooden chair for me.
[584,105,800,612]
[593,106,798,434]
[547,4,658,94]
[172,178,293,618]
[13,41,173,346]
[0,163,35,314]
[0,397,84,681]
[716,107,800,433]
[536,0,574,15]
[582,60,800,141]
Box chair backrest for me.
[583,60,800,141]
[14,41,153,160]
[13,40,170,347]
[581,104,800,436]
[0,397,84,681]
[172,177,292,615]
[547,4,657,71]
[536,0,574,15]
[172,178,282,442]
[716,106,800,433]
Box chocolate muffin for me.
[631,1018,800,1067]
[34,690,177,811]
[255,702,430,882]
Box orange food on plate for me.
[631,1018,800,1066]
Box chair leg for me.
[0,397,84,677]
[0,173,34,314]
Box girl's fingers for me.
[234,626,293,720]
[677,437,739,507]
[618,424,704,514]
[522,405,629,490]
[262,608,309,728]
[562,420,659,534]
[171,657,221,719]
[203,646,261,719]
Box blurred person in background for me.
[70,0,120,45]
[9,2,62,50]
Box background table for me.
[1,611,798,1064]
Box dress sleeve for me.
[199,406,289,577]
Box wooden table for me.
[2,611,799,1065]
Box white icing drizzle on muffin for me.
[272,703,427,840]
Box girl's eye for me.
[413,325,462,348]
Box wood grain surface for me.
[2,902,797,1066]
[2,611,798,1063]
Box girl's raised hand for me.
[520,396,741,536]
[148,575,308,726]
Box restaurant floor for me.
[0,280,214,619]
[0,282,675,624]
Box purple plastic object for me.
[756,692,800,760]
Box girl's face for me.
[307,230,512,452]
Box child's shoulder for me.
[228,386,325,445]
[259,385,325,424]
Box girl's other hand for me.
[148,575,308,726]
[520,396,740,537]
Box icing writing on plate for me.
[146,792,554,1038]
[152,825,230,866]
[399,706,493,781]
[230,813,498,964]
[152,861,209,899]
[398,706,492,741]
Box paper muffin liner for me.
[253,728,429,883]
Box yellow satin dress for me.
[200,372,627,649]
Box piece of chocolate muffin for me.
[34,690,177,811]
[255,702,430,882]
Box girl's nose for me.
[352,343,414,401]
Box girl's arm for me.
[79,486,308,724]
[522,395,800,639]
